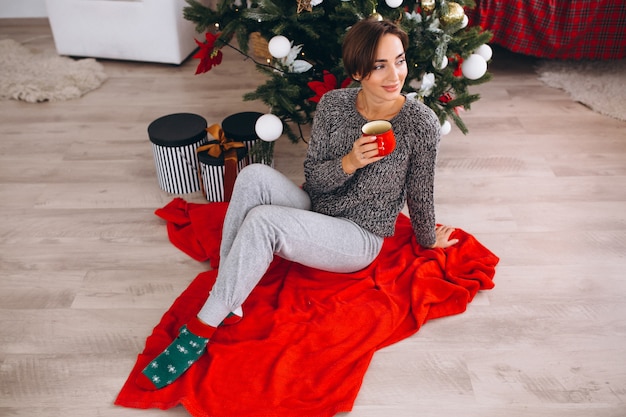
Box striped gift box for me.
[222,111,273,166]
[148,113,208,194]
[198,145,248,202]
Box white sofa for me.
[45,0,206,64]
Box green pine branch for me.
[184,0,494,143]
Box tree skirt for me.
[115,198,499,417]
[0,39,107,103]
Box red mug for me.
[362,120,396,156]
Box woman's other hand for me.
[430,225,459,248]
[342,135,384,174]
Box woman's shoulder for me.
[319,88,359,108]
[402,96,436,117]
[404,97,439,123]
[399,97,441,142]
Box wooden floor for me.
[1,18,625,417]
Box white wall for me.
[0,0,48,18]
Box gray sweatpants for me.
[197,164,384,326]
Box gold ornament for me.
[249,32,272,61]
[440,2,465,26]
[371,10,384,21]
[421,0,436,13]
[297,0,312,13]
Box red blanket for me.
[115,198,499,416]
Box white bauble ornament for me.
[385,0,403,8]
[461,54,487,80]
[475,44,493,61]
[440,120,452,136]
[255,113,283,142]
[433,55,448,70]
[268,36,291,59]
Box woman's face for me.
[359,33,408,102]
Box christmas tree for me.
[185,0,493,159]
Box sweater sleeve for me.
[303,93,354,194]
[406,106,441,248]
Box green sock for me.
[136,325,210,390]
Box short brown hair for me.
[342,18,409,81]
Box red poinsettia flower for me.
[307,70,352,103]
[439,92,462,114]
[438,92,453,103]
[193,32,223,75]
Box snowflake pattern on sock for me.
[140,325,209,389]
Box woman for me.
[136,18,458,391]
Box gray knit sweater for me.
[303,88,441,247]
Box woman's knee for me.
[241,205,290,240]
[236,163,273,184]
[244,205,277,226]
[233,164,276,194]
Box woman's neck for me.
[356,89,405,121]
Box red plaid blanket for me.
[469,0,626,60]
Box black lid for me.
[197,142,248,166]
[148,113,207,147]
[222,112,263,142]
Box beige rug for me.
[0,39,107,103]
[536,59,626,122]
